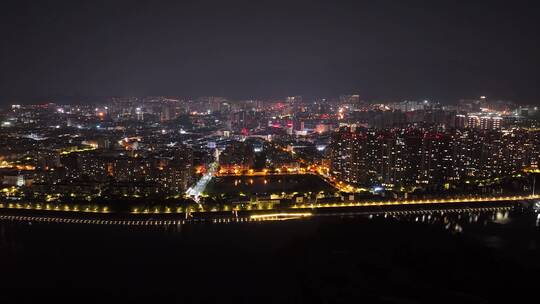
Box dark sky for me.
[1,0,539,104]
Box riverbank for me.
[0,200,525,226]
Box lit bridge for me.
[0,205,514,226]
[0,194,537,226]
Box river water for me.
[0,206,539,303]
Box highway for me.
[186,162,218,202]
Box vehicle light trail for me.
[250,212,312,220]
[186,162,218,202]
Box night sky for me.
[1,0,539,104]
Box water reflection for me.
[0,205,535,236]
[367,208,520,234]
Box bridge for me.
[0,205,516,226]
[0,195,540,226]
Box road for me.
[186,162,218,202]
[290,194,540,209]
[1,194,538,217]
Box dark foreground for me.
[0,207,539,303]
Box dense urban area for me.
[1,95,539,213]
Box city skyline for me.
[0,94,534,107]
[2,1,540,300]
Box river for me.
[0,206,539,303]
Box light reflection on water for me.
[0,206,533,239]
[371,209,516,234]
